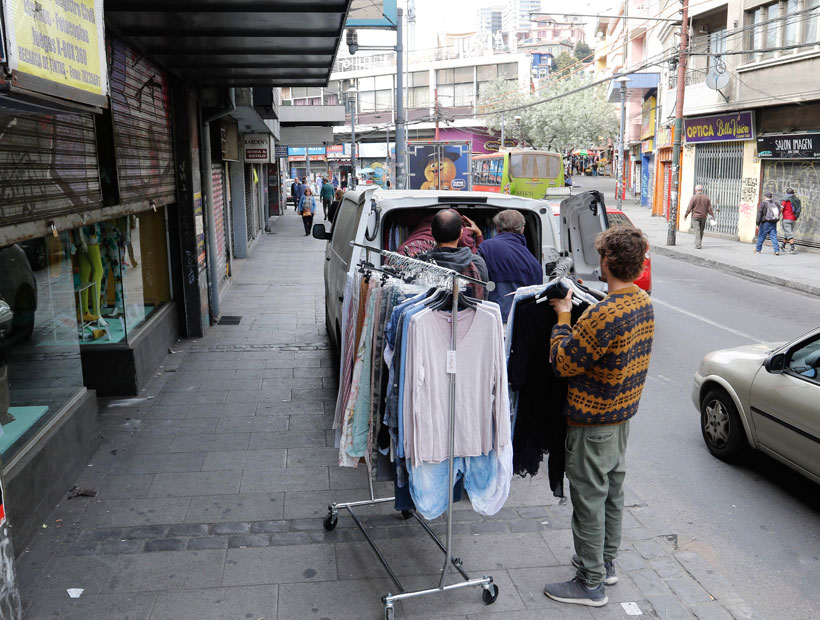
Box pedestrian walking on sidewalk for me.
[294,178,305,211]
[298,187,317,236]
[543,227,655,608]
[328,188,343,223]
[684,185,714,249]
[779,188,801,253]
[755,191,781,255]
[320,178,334,220]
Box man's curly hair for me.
[595,227,648,282]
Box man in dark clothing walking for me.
[477,209,543,321]
[320,178,334,220]
[418,209,488,298]
[543,227,655,608]
[779,188,801,253]
[293,178,304,211]
[755,191,781,254]
[684,184,714,249]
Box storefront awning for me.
[104,0,353,87]
[607,73,660,103]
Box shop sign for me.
[274,144,289,158]
[641,139,654,153]
[326,144,344,153]
[641,96,656,140]
[243,134,272,163]
[287,146,326,156]
[2,0,108,103]
[684,111,754,144]
[656,125,674,149]
[757,133,820,159]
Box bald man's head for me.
[431,209,463,245]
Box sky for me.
[352,0,615,52]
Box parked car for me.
[313,187,609,353]
[692,327,820,484]
[550,204,652,294]
[0,244,38,342]
[283,179,295,206]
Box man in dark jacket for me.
[418,209,488,297]
[320,178,334,220]
[478,209,543,321]
[293,178,304,211]
[683,185,714,249]
[755,191,781,254]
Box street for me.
[633,253,820,620]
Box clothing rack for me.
[322,242,499,620]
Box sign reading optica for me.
[2,0,107,102]
[683,111,755,144]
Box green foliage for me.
[553,52,577,73]
[574,41,593,62]
[479,76,618,153]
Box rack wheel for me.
[400,510,414,520]
[384,606,395,620]
[323,512,338,531]
[482,583,499,604]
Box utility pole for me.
[385,122,390,187]
[395,7,407,189]
[514,115,522,147]
[434,87,440,140]
[500,111,505,149]
[614,76,629,209]
[667,0,689,245]
[349,91,357,188]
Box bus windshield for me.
[510,153,561,179]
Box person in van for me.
[477,210,543,322]
[298,187,317,236]
[417,209,488,298]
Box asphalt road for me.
[631,253,820,620]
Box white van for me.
[313,187,608,352]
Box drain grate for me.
[217,315,242,325]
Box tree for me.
[479,76,618,154]
[574,41,593,62]
[553,52,577,73]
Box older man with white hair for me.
[684,185,714,249]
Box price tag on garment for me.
[446,350,457,374]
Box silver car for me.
[692,327,820,483]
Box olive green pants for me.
[565,421,630,586]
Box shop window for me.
[409,71,429,87]
[477,64,498,81]
[70,209,171,346]
[436,68,454,85]
[0,234,85,460]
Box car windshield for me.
[606,212,634,228]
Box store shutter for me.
[662,163,671,219]
[693,142,743,237]
[212,163,228,285]
[0,114,102,225]
[762,161,820,248]
[245,165,254,241]
[108,38,176,206]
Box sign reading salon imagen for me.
[683,111,755,144]
[2,0,107,100]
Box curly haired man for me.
[544,227,655,607]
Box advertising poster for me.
[407,141,471,191]
[2,0,108,103]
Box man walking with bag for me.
[543,227,655,608]
[755,191,781,255]
[684,185,714,249]
[779,188,801,253]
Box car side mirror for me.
[312,223,332,241]
[764,352,786,374]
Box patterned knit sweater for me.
[550,284,655,426]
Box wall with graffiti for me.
[762,160,820,248]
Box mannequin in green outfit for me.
[76,224,107,325]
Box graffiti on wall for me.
[761,161,820,247]
[740,177,759,204]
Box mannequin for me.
[100,218,127,318]
[74,224,107,326]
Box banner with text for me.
[757,133,820,159]
[683,111,755,144]
[3,0,107,101]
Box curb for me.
[650,245,820,299]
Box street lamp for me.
[612,75,630,210]
[345,87,357,188]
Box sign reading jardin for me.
[683,112,755,143]
[757,133,820,159]
[2,0,107,103]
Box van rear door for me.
[559,190,609,286]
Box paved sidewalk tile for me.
[17,212,748,620]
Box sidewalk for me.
[17,211,751,620]
[621,198,820,299]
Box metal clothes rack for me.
[322,242,499,620]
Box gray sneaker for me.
[572,554,618,585]
[544,577,608,607]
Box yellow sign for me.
[641,96,656,141]
[3,0,107,98]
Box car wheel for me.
[700,388,747,461]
